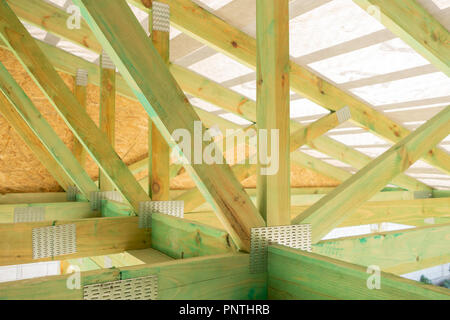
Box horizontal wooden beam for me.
[353,0,450,76]
[188,188,428,212]
[293,107,450,243]
[337,197,450,227]
[268,244,450,299]
[100,199,238,258]
[0,201,98,223]
[185,198,450,230]
[312,223,450,275]
[0,216,150,266]
[152,212,238,259]
[0,192,67,204]
[0,253,266,300]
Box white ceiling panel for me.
[289,0,385,58]
[351,72,450,106]
[308,38,430,84]
[188,53,253,83]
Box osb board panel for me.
[0,48,338,193]
[0,48,148,193]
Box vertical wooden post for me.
[148,1,170,200]
[256,0,291,226]
[73,69,88,168]
[99,51,116,191]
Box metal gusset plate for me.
[32,224,77,259]
[250,224,311,273]
[90,191,123,210]
[138,201,184,228]
[14,207,45,223]
[83,276,158,300]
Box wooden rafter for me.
[353,0,450,77]
[0,0,150,211]
[0,62,98,197]
[293,106,450,243]
[73,0,265,251]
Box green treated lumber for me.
[312,223,450,275]
[291,151,351,183]
[338,197,450,227]
[433,190,450,198]
[149,8,171,201]
[0,93,73,191]
[0,268,120,300]
[152,213,238,258]
[256,0,290,226]
[0,216,151,266]
[353,0,450,77]
[72,72,88,169]
[99,52,116,192]
[74,0,265,252]
[134,0,450,175]
[268,244,450,300]
[0,253,266,300]
[0,192,67,204]
[100,199,238,258]
[0,1,150,211]
[0,201,98,223]
[89,251,145,269]
[293,106,450,243]
[120,253,267,300]
[0,62,98,197]
[185,197,450,230]
[100,199,135,217]
[126,248,173,265]
[0,1,432,192]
